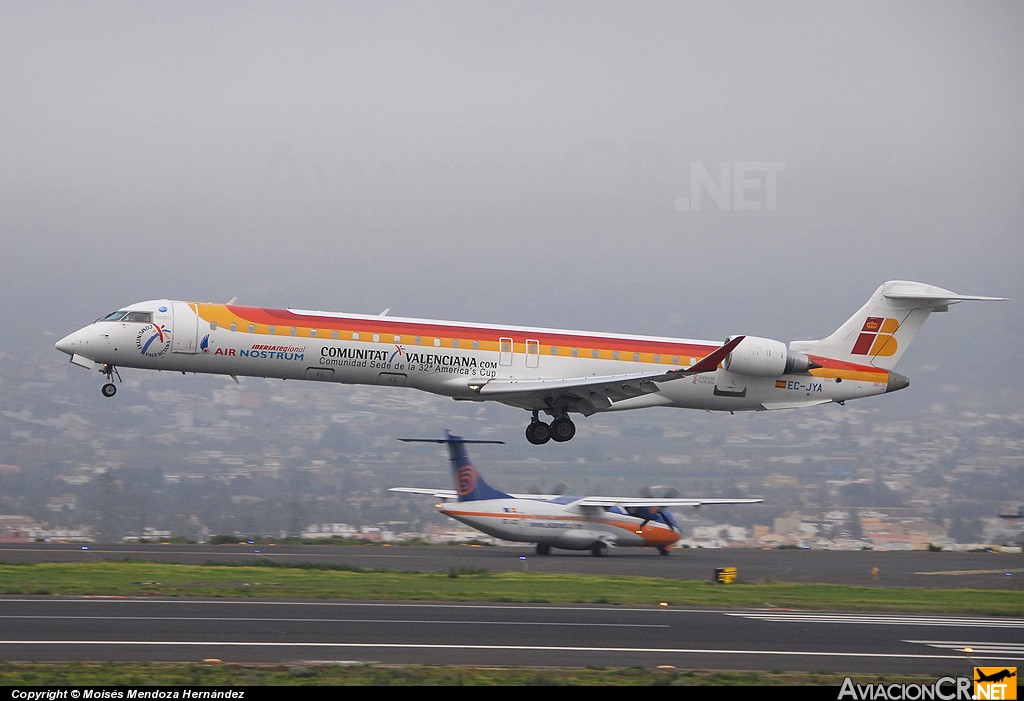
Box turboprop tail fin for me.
[399,430,510,502]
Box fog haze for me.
[3,1,1021,419]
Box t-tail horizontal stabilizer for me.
[400,430,509,502]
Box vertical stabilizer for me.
[790,280,1008,370]
[400,431,510,502]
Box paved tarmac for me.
[4,596,1021,674]
[0,542,1020,589]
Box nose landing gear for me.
[99,363,122,397]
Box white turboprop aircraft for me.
[54,280,1007,445]
[391,431,762,556]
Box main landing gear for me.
[99,363,122,397]
[525,411,576,445]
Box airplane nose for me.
[55,333,76,356]
[55,328,92,357]
[885,371,910,393]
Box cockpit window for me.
[122,311,152,323]
[97,310,152,323]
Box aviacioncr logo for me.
[136,324,172,357]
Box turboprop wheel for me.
[101,383,117,398]
[535,543,551,555]
[550,417,576,442]
[525,421,551,445]
[590,542,607,557]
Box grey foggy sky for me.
[2,1,1021,414]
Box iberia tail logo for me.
[974,667,1017,700]
[851,317,900,357]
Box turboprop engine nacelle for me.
[723,335,819,376]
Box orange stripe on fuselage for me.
[807,354,890,383]
[441,508,677,546]
[195,303,721,364]
[195,303,889,383]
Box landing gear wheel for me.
[658,547,670,556]
[550,417,576,442]
[535,543,551,556]
[99,363,121,397]
[525,421,551,445]
[590,542,607,557]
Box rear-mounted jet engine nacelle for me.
[723,335,818,376]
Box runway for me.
[0,543,1020,675]
[1,597,1021,675]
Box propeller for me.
[528,481,570,496]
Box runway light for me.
[963,647,973,654]
[659,602,669,607]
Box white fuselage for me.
[437,498,679,551]
[55,299,894,417]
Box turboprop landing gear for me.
[525,411,577,445]
[99,363,121,397]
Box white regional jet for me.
[54,280,1006,445]
[390,431,762,556]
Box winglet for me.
[670,335,745,377]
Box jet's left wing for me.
[465,336,745,415]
